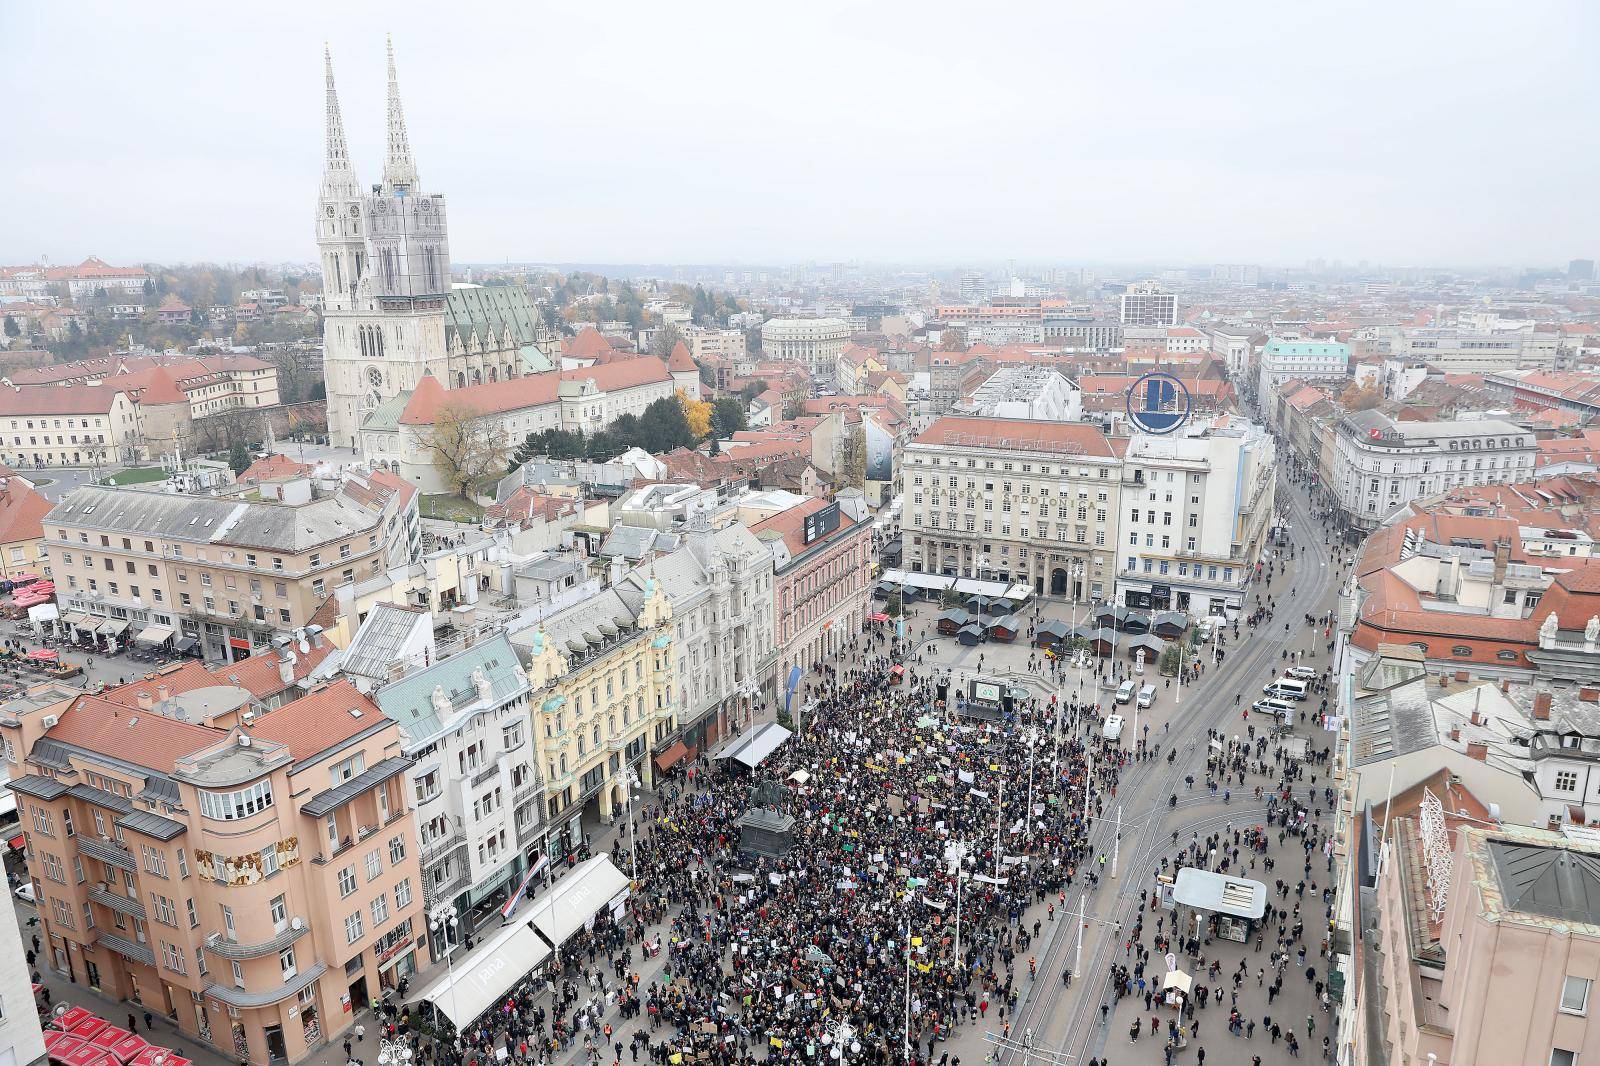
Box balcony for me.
[205,920,310,960]
[512,776,542,807]
[98,932,156,968]
[78,835,136,871]
[88,885,147,920]
[204,962,327,1009]
[425,867,472,907]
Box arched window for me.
[488,367,497,383]
[456,372,466,389]
[472,369,482,385]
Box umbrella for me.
[87,1028,132,1054]
[129,1053,188,1066]
[60,1044,114,1066]
[67,1018,108,1041]
[50,1006,93,1031]
[105,1034,149,1064]
[45,1033,85,1057]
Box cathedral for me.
[317,40,552,449]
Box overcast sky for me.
[4,0,1596,269]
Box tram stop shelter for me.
[1170,867,1268,944]
[414,856,630,1030]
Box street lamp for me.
[821,1018,860,1062]
[623,768,641,882]
[427,903,461,1030]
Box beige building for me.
[899,416,1123,600]
[3,678,425,1065]
[1364,817,1600,1066]
[760,318,849,380]
[683,327,746,365]
[513,581,675,848]
[45,477,415,663]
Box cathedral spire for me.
[382,34,419,191]
[322,44,354,176]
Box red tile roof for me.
[137,366,186,405]
[912,416,1117,456]
[399,362,670,425]
[666,342,696,373]
[0,382,123,415]
[47,693,224,772]
[237,454,314,484]
[246,679,382,763]
[0,479,53,547]
[565,327,613,359]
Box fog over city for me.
[4,0,1595,266]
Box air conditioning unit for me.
[41,714,58,729]
[237,735,252,748]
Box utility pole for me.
[1111,804,1122,878]
[994,775,1004,881]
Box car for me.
[1115,680,1137,704]
[1136,684,1157,709]
[1103,714,1125,742]
[1285,667,1318,682]
[13,882,35,904]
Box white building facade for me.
[1256,336,1350,419]
[956,366,1083,422]
[1331,412,1537,533]
[1115,424,1277,619]
[760,318,849,379]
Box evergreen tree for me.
[228,439,252,475]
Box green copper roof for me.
[362,390,413,432]
[445,286,551,356]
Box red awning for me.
[8,834,25,850]
[869,612,889,623]
[654,741,689,772]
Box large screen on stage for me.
[971,681,1001,703]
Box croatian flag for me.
[502,853,550,919]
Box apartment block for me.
[2,679,424,1065]
[899,417,1124,600]
[45,477,415,663]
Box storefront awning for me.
[712,722,793,769]
[528,856,630,949]
[173,637,198,654]
[99,619,130,637]
[134,624,174,646]
[1162,970,1193,995]
[59,612,88,628]
[415,919,551,1030]
[654,742,688,772]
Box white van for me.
[1103,714,1125,742]
[1251,697,1296,719]
[1263,678,1309,701]
[1136,684,1157,709]
[1115,680,1137,705]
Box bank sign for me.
[1126,372,1192,435]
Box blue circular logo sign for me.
[1126,372,1192,435]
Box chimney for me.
[277,650,297,687]
[1450,728,1461,742]
[1534,692,1553,720]
[1493,538,1510,584]
[1454,670,1469,683]
[306,625,324,649]
[1500,679,1511,694]
[1582,688,1600,704]
[135,690,154,711]
[1466,742,1488,762]
[156,684,171,703]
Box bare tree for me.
[419,401,510,499]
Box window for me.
[337,866,357,898]
[198,781,273,821]
[1556,771,1580,793]
[177,848,189,878]
[1562,976,1591,1015]
[1551,1051,1576,1066]
[1450,646,1472,657]
[261,847,279,877]
[344,911,364,943]
[389,835,406,865]
[371,893,389,925]
[365,849,381,881]
[150,894,177,926]
[140,845,168,877]
[186,898,198,928]
[330,753,366,784]
[279,947,297,980]
[395,878,412,909]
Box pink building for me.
[751,496,872,695]
[1367,814,1600,1066]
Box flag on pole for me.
[502,853,550,919]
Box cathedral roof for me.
[398,361,672,426]
[443,287,549,355]
[667,341,696,373]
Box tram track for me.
[994,476,1337,1063]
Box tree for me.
[419,401,510,499]
[708,436,721,457]
[2,315,18,340]
[710,396,748,439]
[678,392,713,438]
[637,396,694,453]
[1339,383,1382,411]
[648,323,685,358]
[739,379,768,403]
[836,425,868,489]
[228,439,252,475]
[783,396,804,421]
[940,326,968,352]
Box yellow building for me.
[514,581,674,857]
[0,473,53,578]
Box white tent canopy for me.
[1162,970,1194,995]
[1171,868,1267,920]
[713,722,793,769]
[416,917,552,1030]
[528,855,630,948]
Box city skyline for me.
[3,0,1597,267]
